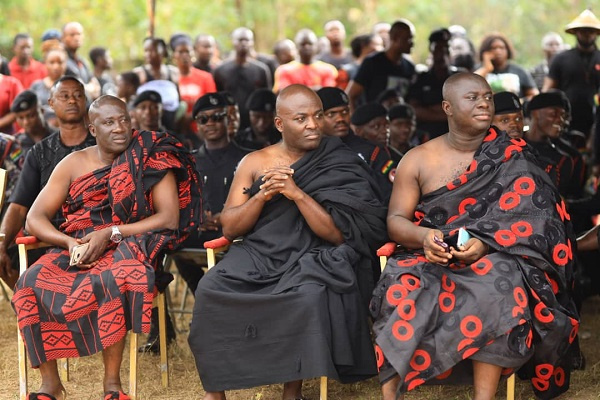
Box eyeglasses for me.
[195,112,227,125]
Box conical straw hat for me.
[565,9,600,34]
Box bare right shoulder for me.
[52,147,97,183]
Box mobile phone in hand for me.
[433,235,449,252]
[70,243,90,266]
[457,228,471,247]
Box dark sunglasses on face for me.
[195,112,227,125]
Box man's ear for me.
[88,124,96,137]
[274,116,283,133]
[442,100,452,116]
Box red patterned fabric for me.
[12,130,200,367]
[371,128,579,399]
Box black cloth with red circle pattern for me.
[371,127,579,399]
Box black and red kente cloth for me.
[12,130,200,367]
[371,128,579,399]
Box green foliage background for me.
[0,0,595,72]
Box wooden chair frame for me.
[16,236,169,400]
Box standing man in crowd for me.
[213,27,272,130]
[273,29,337,92]
[346,19,416,112]
[8,33,47,89]
[544,10,600,140]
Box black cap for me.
[193,92,227,118]
[219,91,237,106]
[376,88,400,105]
[429,28,451,44]
[11,90,38,113]
[351,103,388,126]
[41,29,61,41]
[133,90,162,107]
[528,92,565,112]
[316,87,349,111]
[493,91,522,115]
[388,104,415,121]
[246,89,276,112]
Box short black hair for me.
[13,33,31,46]
[89,47,107,65]
[350,34,373,58]
[119,71,140,88]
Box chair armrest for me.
[16,236,53,275]
[203,237,232,249]
[203,237,232,269]
[377,242,397,257]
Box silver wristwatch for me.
[110,226,123,243]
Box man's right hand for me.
[0,245,17,287]
[423,229,452,265]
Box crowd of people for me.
[1,7,600,400]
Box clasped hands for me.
[259,166,304,202]
[67,227,112,269]
[423,229,488,265]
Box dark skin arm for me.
[0,203,28,284]
[577,225,599,252]
[345,80,364,114]
[26,152,180,268]
[389,147,487,264]
[220,153,343,245]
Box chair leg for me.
[157,292,169,387]
[506,373,515,400]
[129,332,138,400]
[57,358,69,382]
[18,327,27,400]
[319,376,327,400]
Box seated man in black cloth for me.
[12,95,200,400]
[316,86,394,201]
[372,73,578,400]
[234,88,281,149]
[189,84,387,400]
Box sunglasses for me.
[195,112,227,125]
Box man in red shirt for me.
[8,33,47,89]
[273,29,337,92]
[0,73,24,134]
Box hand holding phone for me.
[70,243,90,266]
[433,235,449,252]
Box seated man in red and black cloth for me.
[11,95,201,400]
[371,73,579,400]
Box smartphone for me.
[457,227,471,247]
[433,235,449,252]
[70,243,90,266]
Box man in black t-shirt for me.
[213,28,272,129]
[544,10,600,139]
[346,19,416,111]
[0,76,94,288]
[407,28,458,139]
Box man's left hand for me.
[450,238,488,264]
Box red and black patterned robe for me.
[12,130,200,367]
[371,128,579,399]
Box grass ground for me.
[1,279,599,400]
